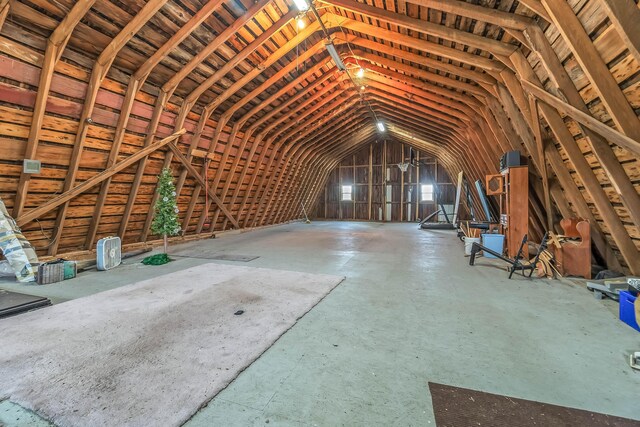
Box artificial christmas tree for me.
[150,167,181,255]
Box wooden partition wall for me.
[312,140,455,222]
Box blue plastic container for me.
[619,291,640,332]
[481,234,505,259]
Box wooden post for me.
[528,95,553,231]
[383,139,387,221]
[368,143,373,220]
[598,0,640,64]
[415,151,420,220]
[353,154,356,220]
[339,162,343,220]
[400,144,405,221]
[434,158,439,216]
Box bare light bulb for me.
[293,0,309,11]
[296,17,305,29]
[355,68,365,78]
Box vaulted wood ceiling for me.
[0,0,639,273]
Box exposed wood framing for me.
[13,0,97,218]
[0,0,637,273]
[17,130,186,227]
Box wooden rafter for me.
[323,13,506,73]
[17,130,185,227]
[321,0,518,58]
[46,0,168,254]
[597,0,640,64]
[13,0,96,218]
[521,80,640,156]
[541,0,640,143]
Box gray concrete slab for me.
[1,221,639,426]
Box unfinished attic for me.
[1,0,640,424]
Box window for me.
[341,185,353,201]
[420,184,434,202]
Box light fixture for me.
[360,85,365,91]
[293,0,309,11]
[355,67,365,78]
[377,121,385,132]
[296,16,305,29]
[325,41,345,71]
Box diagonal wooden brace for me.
[17,129,186,227]
[522,79,640,156]
[167,142,239,229]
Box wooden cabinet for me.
[500,166,528,258]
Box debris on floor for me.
[630,352,640,370]
[37,259,77,285]
[586,277,640,301]
[0,198,38,283]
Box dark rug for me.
[169,252,259,262]
[0,289,51,319]
[428,382,639,427]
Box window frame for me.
[420,184,434,202]
[341,184,353,201]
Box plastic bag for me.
[0,260,14,276]
[0,197,38,282]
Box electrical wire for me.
[307,3,381,124]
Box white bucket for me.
[464,237,480,256]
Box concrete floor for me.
[1,221,639,425]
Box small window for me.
[341,185,353,201]
[421,184,434,202]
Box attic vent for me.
[23,159,41,174]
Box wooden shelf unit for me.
[500,166,529,258]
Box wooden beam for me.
[484,93,605,247]
[597,0,640,64]
[159,16,319,233]
[526,95,640,274]
[207,75,345,229]
[247,100,365,227]
[541,0,640,143]
[517,28,640,235]
[346,51,488,98]
[528,96,553,230]
[344,36,497,88]
[118,91,168,239]
[166,143,240,229]
[135,0,227,80]
[87,0,267,247]
[401,0,533,30]
[0,0,10,31]
[320,0,517,58]
[13,0,96,218]
[221,93,362,229]
[216,74,344,230]
[521,80,640,156]
[135,1,276,240]
[17,130,185,227]
[180,46,334,230]
[161,0,272,96]
[47,0,168,254]
[324,14,505,73]
[181,10,298,108]
[496,69,638,271]
[517,0,552,22]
